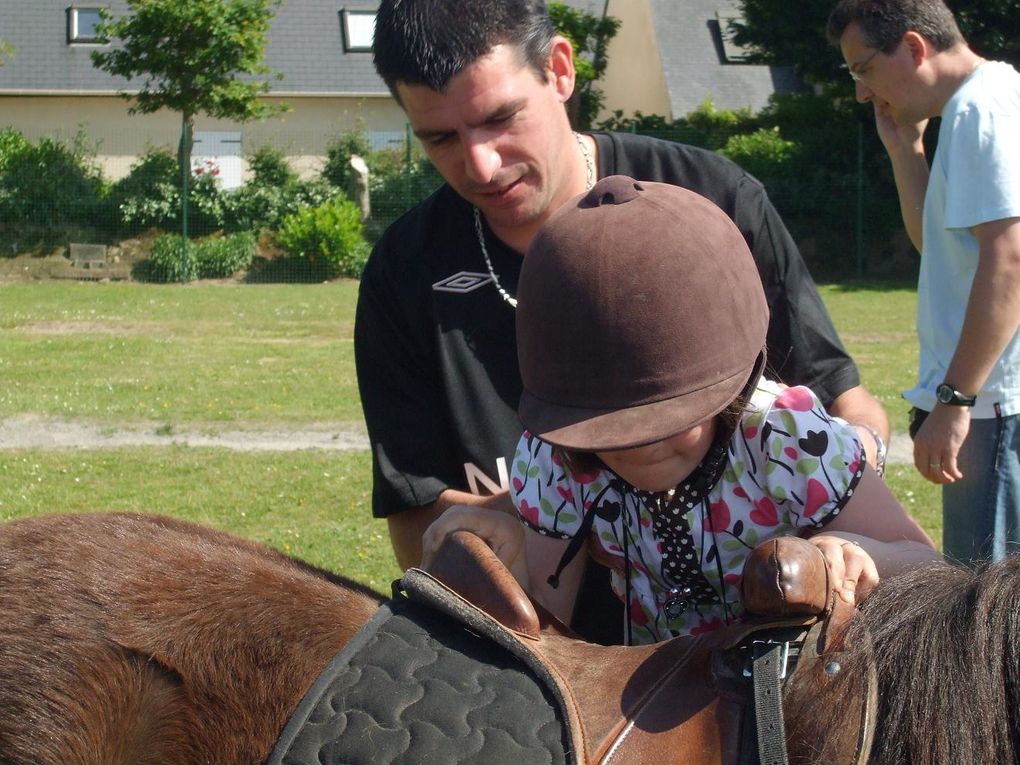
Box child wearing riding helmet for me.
[423,175,939,645]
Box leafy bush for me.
[0,132,107,227]
[146,231,257,282]
[193,231,257,278]
[247,145,297,187]
[147,233,197,283]
[106,148,179,234]
[597,99,760,151]
[109,148,226,235]
[277,195,369,278]
[322,128,373,190]
[222,177,335,233]
[0,127,30,173]
[364,149,443,241]
[718,127,796,180]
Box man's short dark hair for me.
[373,0,556,96]
[827,0,964,53]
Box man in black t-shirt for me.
[357,0,890,596]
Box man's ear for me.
[548,35,576,103]
[902,30,930,67]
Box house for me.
[594,0,802,119]
[0,1,401,184]
[0,1,799,183]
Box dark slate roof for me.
[0,0,387,95]
[649,0,803,116]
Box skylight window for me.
[67,6,106,44]
[340,8,376,53]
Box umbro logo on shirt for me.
[432,271,494,295]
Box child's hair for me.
[555,385,756,480]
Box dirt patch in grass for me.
[0,414,368,452]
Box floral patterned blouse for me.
[511,379,866,645]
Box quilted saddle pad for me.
[267,595,570,765]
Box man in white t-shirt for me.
[829,0,1020,564]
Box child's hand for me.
[421,506,529,587]
[808,535,880,606]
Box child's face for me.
[595,419,718,493]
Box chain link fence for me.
[0,120,912,283]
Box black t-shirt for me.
[354,132,860,519]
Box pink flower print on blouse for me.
[774,386,815,412]
[518,499,540,526]
[570,467,602,484]
[706,498,731,532]
[750,496,779,527]
[804,478,829,518]
[557,486,574,503]
[629,598,650,626]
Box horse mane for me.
[787,553,1020,764]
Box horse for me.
[0,511,1017,765]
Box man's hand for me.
[807,535,880,606]
[912,404,970,484]
[874,102,927,157]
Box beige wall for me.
[598,0,672,121]
[0,94,409,180]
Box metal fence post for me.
[179,118,191,279]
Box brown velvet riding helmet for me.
[516,175,769,452]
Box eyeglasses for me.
[847,49,880,82]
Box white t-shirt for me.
[905,61,1020,417]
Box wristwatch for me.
[935,383,976,406]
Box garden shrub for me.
[146,231,257,282]
[321,129,373,190]
[106,148,179,234]
[247,145,297,187]
[220,146,336,234]
[147,233,197,283]
[222,177,335,233]
[277,195,369,278]
[193,231,257,278]
[0,127,30,173]
[110,147,226,236]
[364,149,443,241]
[718,127,796,181]
[0,132,107,228]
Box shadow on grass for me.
[242,256,335,284]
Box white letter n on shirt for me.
[464,457,509,495]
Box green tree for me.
[0,39,13,66]
[91,0,285,167]
[549,2,620,129]
[91,0,286,264]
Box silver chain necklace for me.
[474,132,596,309]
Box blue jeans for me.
[910,407,1020,565]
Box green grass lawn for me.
[0,278,941,595]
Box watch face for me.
[936,384,953,404]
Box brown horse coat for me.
[0,512,382,765]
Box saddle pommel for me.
[741,536,831,617]
[422,530,542,639]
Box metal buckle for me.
[742,639,790,679]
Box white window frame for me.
[67,6,106,45]
[340,8,376,53]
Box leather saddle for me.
[412,531,878,765]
